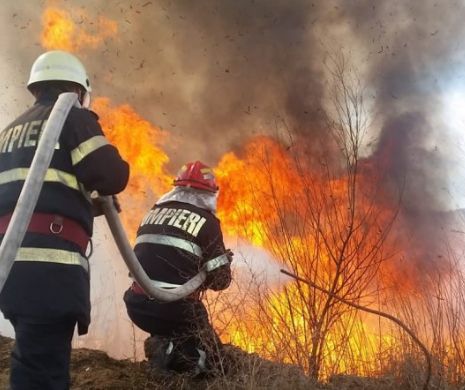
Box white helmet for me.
[27,50,91,92]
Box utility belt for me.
[0,212,90,254]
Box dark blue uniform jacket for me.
[0,92,129,334]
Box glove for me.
[226,249,234,263]
[92,195,122,216]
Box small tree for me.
[213,54,399,379]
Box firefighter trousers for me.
[124,289,225,375]
[9,317,76,390]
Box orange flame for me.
[216,136,302,246]
[92,97,171,195]
[92,97,172,239]
[41,2,117,52]
[211,135,407,376]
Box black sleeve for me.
[64,109,130,195]
[199,216,232,291]
[207,263,232,291]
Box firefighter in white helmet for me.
[124,161,233,377]
[0,50,129,389]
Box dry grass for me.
[3,334,447,390]
[3,328,465,390]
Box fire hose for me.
[0,92,205,301]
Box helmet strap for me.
[81,91,91,109]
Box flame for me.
[92,97,171,195]
[92,97,172,239]
[41,1,117,52]
[217,282,398,376]
[211,135,425,377]
[216,136,302,247]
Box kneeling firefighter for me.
[124,161,233,376]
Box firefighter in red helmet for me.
[124,161,233,377]
[174,161,219,192]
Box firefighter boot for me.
[144,336,174,377]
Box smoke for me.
[341,0,465,212]
[93,0,331,167]
[0,0,331,167]
[3,1,464,176]
[1,0,465,356]
[339,0,465,268]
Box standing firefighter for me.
[124,161,233,377]
[0,50,129,389]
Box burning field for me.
[2,0,465,388]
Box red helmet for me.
[174,161,218,193]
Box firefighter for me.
[123,161,233,377]
[0,50,129,389]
